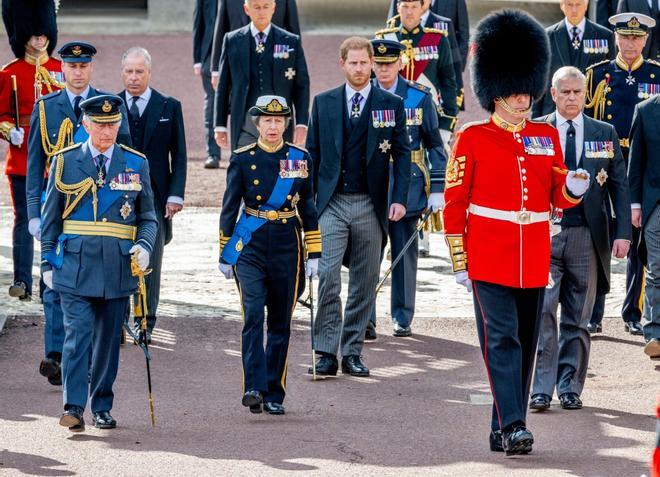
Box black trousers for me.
[472,280,544,432]
[234,221,305,404]
[8,174,33,292]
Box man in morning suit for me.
[628,96,660,360]
[531,66,631,412]
[533,0,615,116]
[307,37,411,378]
[120,47,187,341]
[214,0,309,151]
[192,0,222,169]
[209,0,300,89]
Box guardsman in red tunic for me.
[0,0,62,301]
[443,10,590,455]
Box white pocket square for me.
[158,118,170,122]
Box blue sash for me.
[47,149,143,269]
[404,86,425,111]
[221,146,303,265]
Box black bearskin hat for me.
[470,9,550,112]
[2,0,58,58]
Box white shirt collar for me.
[345,82,371,101]
[87,140,115,162]
[127,86,152,103]
[421,10,430,26]
[250,22,272,38]
[376,77,399,96]
[556,111,584,129]
[66,85,91,104]
[564,17,587,35]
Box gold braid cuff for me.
[303,228,322,255]
[0,120,14,141]
[444,234,467,272]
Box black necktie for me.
[256,32,266,54]
[565,120,577,170]
[73,95,82,120]
[350,92,362,126]
[130,96,140,120]
[571,26,580,48]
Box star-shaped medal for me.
[379,139,392,154]
[596,168,608,186]
[572,39,580,50]
[626,74,636,85]
[120,201,132,220]
[285,67,296,80]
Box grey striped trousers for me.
[314,193,383,357]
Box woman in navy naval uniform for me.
[218,95,321,415]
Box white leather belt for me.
[468,204,549,225]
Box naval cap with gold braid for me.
[609,12,656,36]
[80,94,124,124]
[248,95,291,117]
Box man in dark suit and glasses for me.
[120,47,188,340]
[193,0,222,169]
[531,66,631,412]
[533,0,615,117]
[628,96,660,360]
[210,0,300,90]
[617,0,660,60]
[307,37,411,378]
[214,0,309,151]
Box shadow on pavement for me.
[0,450,75,476]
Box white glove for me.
[455,271,472,293]
[427,192,445,212]
[219,262,234,279]
[9,127,24,146]
[305,258,319,278]
[439,129,452,146]
[129,244,150,271]
[29,217,41,240]
[566,168,590,197]
[43,270,53,289]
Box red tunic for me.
[0,56,63,176]
[443,114,581,288]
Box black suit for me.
[594,0,618,28]
[389,0,469,70]
[215,24,309,150]
[210,0,300,74]
[121,88,187,328]
[617,0,660,60]
[534,19,615,116]
[193,0,221,159]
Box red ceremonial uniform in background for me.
[443,114,581,288]
[0,55,62,176]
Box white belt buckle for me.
[516,211,531,224]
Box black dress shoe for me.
[587,322,602,334]
[133,323,152,345]
[559,392,583,410]
[392,323,412,337]
[489,430,504,452]
[529,394,551,411]
[341,355,370,377]
[60,406,85,432]
[502,426,533,455]
[264,402,285,415]
[624,321,644,336]
[242,390,263,413]
[644,338,660,360]
[92,411,117,429]
[8,280,30,300]
[204,156,220,169]
[365,322,377,341]
[39,357,60,379]
[308,355,338,376]
[48,369,62,386]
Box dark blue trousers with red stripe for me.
[472,280,544,432]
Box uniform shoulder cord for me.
[53,152,98,221]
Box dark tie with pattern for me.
[571,26,580,50]
[256,32,266,53]
[73,95,82,120]
[565,120,577,170]
[350,92,362,127]
[129,96,140,120]
[94,154,107,186]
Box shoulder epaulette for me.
[459,119,490,132]
[57,142,83,155]
[407,80,431,93]
[375,27,398,36]
[286,141,308,153]
[39,89,62,103]
[423,27,443,34]
[1,58,20,70]
[527,118,553,126]
[233,142,257,154]
[119,144,146,158]
[646,59,660,68]
[586,59,610,71]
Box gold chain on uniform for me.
[39,100,74,168]
[54,152,98,221]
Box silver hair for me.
[121,46,152,70]
[551,66,586,89]
[250,115,291,129]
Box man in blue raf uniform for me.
[25,41,133,387]
[369,39,445,337]
[585,13,660,336]
[40,95,157,432]
[218,96,321,415]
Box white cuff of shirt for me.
[295,124,308,130]
[193,63,202,68]
[212,71,219,78]
[214,126,227,133]
[632,203,642,209]
[167,196,184,205]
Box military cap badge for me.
[72,45,82,56]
